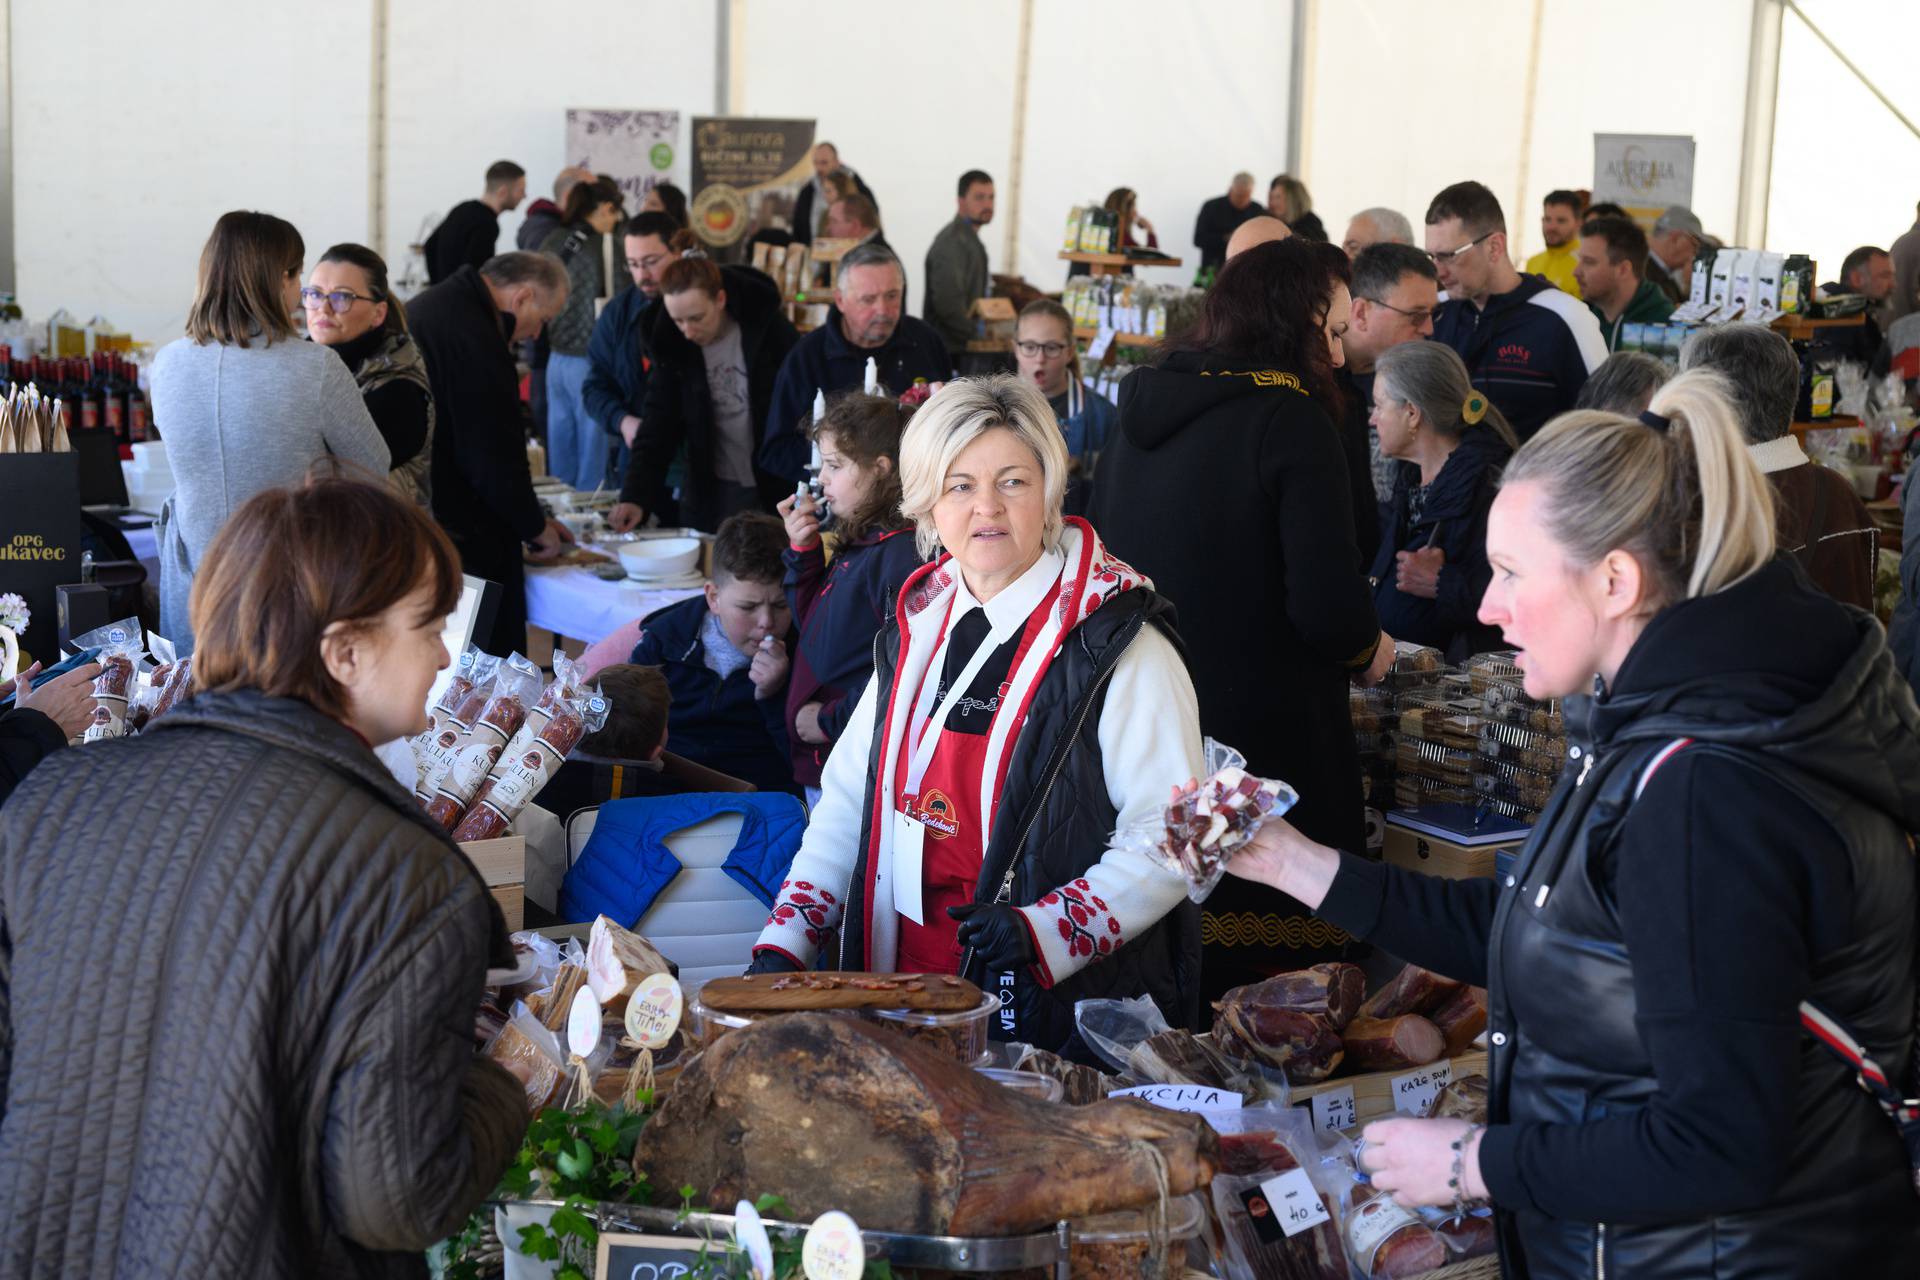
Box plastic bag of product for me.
[472,653,586,812]
[410,647,500,804]
[68,617,145,743]
[423,652,541,830]
[1207,1106,1347,1280]
[1310,1136,1447,1279]
[1122,739,1297,904]
[1073,994,1286,1102]
[450,689,610,843]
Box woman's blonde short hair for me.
[898,375,1069,560]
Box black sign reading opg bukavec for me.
[595,1232,742,1280]
[0,452,83,666]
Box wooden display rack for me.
[1770,312,1867,343]
[1058,250,1183,278]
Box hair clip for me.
[1638,409,1673,433]
[1461,393,1488,426]
[680,247,708,261]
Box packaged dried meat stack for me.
[422,653,541,830]
[1471,664,1566,823]
[1349,687,1395,811]
[1392,693,1483,810]
[450,689,610,843]
[470,653,585,814]
[67,617,146,744]
[410,647,499,804]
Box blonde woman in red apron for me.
[752,375,1205,1057]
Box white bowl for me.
[618,537,702,579]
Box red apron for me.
[893,593,1056,974]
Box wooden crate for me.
[461,833,526,931]
[1292,1050,1489,1131]
[1383,825,1516,880]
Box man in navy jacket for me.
[761,243,951,484]
[1425,181,1606,441]
[587,212,680,515]
[629,513,799,794]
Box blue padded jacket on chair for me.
[558,791,808,926]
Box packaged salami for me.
[423,652,540,830]
[1334,1181,1447,1278]
[410,647,500,805]
[67,617,146,743]
[450,690,610,842]
[472,654,586,812]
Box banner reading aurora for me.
[565,109,682,214]
[689,116,815,249]
[1592,134,1696,225]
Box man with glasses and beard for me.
[1426,181,1606,442]
[1337,243,1442,562]
[759,242,951,484]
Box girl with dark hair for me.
[540,177,625,489]
[1091,234,1390,1003]
[775,392,924,799]
[305,242,435,507]
[153,211,387,650]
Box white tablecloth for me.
[523,562,702,646]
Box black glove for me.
[947,903,1038,971]
[747,948,802,976]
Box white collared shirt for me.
[943,546,1067,648]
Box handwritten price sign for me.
[1306,1085,1358,1133]
[1391,1059,1455,1116]
[1259,1168,1332,1237]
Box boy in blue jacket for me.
[629,512,800,794]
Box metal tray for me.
[495,1199,1076,1275]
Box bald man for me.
[1226,215,1291,261]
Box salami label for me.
[1347,1195,1424,1273]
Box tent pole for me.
[368,0,389,257]
[1510,0,1545,264]
[1002,0,1035,275]
[1735,0,1784,247]
[1286,0,1317,179]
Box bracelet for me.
[1448,1122,1487,1223]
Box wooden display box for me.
[461,833,526,931]
[1383,820,1523,880]
[1293,1050,1490,1132]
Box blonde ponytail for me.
[1503,368,1775,608]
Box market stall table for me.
[523,558,703,648]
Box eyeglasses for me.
[1015,340,1069,359]
[625,254,670,273]
[300,286,380,313]
[1428,230,1495,266]
[1363,298,1435,325]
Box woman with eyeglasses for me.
[1091,236,1392,1003]
[304,244,434,507]
[539,177,626,491]
[151,211,387,652]
[1013,299,1115,516]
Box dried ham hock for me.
[634,1011,1217,1236]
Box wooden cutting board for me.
[699,972,982,1013]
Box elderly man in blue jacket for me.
[585,212,680,509]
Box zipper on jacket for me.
[959,613,1144,979]
[1593,1221,1607,1279]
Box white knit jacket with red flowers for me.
[755,520,1203,987]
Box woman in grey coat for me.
[151,211,388,650]
[0,475,528,1279]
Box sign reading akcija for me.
[1592,133,1696,225]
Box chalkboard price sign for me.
[595,1232,741,1280]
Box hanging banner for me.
[689,116,816,251]
[565,109,683,215]
[1592,134,1696,227]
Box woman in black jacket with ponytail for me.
[1227,370,1920,1278]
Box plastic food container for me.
[867,992,998,1064]
[1064,1192,1206,1279]
[975,1067,1065,1103]
[619,536,702,580]
[686,995,758,1049]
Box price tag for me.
[1307,1085,1358,1133]
[566,985,603,1058]
[623,972,684,1050]
[733,1200,775,1280]
[1111,1084,1245,1114]
[1086,326,1116,362]
[1259,1167,1332,1237]
[801,1211,864,1280]
[1391,1058,1454,1116]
